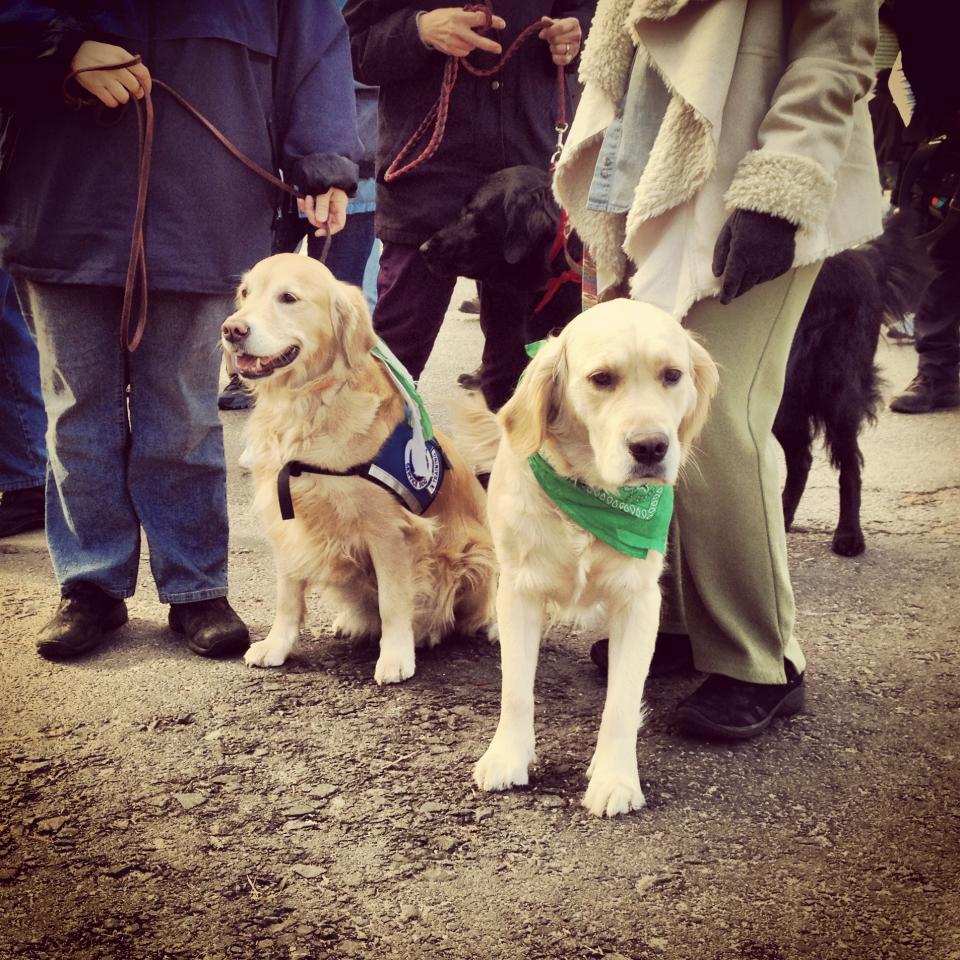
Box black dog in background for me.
[775,208,932,556]
[423,166,932,557]
[420,165,582,412]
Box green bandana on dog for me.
[523,339,673,559]
[527,453,673,559]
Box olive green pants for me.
[661,263,822,684]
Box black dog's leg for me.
[826,418,866,556]
[774,413,813,532]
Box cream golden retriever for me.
[221,253,496,684]
[456,299,718,816]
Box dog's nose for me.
[221,318,249,344]
[629,433,670,465]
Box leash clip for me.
[550,122,569,167]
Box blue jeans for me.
[18,281,231,603]
[0,270,47,492]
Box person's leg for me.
[127,290,231,604]
[890,262,960,412]
[22,281,142,597]
[128,289,247,657]
[0,272,47,536]
[372,242,456,381]
[673,263,821,687]
[310,211,375,289]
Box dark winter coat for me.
[0,1,363,294]
[342,0,595,246]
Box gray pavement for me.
[1,289,959,960]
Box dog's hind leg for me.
[473,574,543,792]
[245,573,308,667]
[774,413,813,531]
[826,419,866,557]
[366,534,418,684]
[582,581,658,817]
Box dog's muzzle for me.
[232,345,301,379]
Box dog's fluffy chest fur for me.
[490,463,664,619]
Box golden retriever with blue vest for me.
[221,253,496,684]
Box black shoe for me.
[458,297,480,315]
[889,374,960,414]
[673,663,805,741]
[0,485,45,538]
[218,373,254,411]
[589,632,694,678]
[457,365,482,391]
[168,597,249,657]
[36,583,128,661]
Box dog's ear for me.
[678,333,719,449]
[504,189,558,265]
[498,335,565,457]
[332,283,377,369]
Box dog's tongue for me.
[235,353,268,377]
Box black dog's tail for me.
[862,207,935,329]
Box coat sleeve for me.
[274,0,363,193]
[723,0,878,232]
[342,0,438,86]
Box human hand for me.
[298,188,348,237]
[538,16,581,66]
[417,8,506,57]
[70,41,151,108]
[712,209,797,304]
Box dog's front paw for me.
[832,526,865,557]
[244,638,289,668]
[582,770,646,818]
[473,736,535,792]
[374,649,416,685]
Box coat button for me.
[491,80,500,91]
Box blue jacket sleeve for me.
[274,0,363,195]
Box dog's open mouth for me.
[234,346,300,379]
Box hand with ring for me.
[538,16,582,66]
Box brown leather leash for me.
[63,57,330,351]
[384,4,569,182]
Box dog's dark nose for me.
[629,434,669,465]
[221,318,249,344]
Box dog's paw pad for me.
[374,652,415,685]
[582,775,646,818]
[473,743,533,792]
[243,639,288,668]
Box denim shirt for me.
[587,48,670,214]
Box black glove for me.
[288,152,359,198]
[712,209,797,305]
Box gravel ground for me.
[1,289,959,960]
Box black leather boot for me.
[168,597,249,658]
[889,374,960,413]
[36,582,128,661]
[673,662,805,741]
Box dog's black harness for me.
[277,421,448,520]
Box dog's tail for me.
[866,207,936,328]
[451,392,502,475]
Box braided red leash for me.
[384,5,568,182]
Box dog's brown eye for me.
[279,292,298,304]
[662,368,683,385]
[239,287,248,299]
[589,370,616,389]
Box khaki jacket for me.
[554,0,883,317]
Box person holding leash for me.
[342,0,594,402]
[556,0,882,739]
[0,2,362,661]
